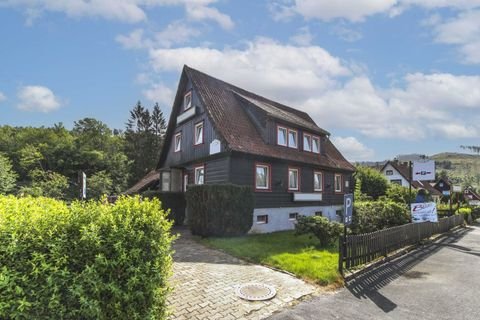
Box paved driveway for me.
[269,224,480,320]
[167,228,318,320]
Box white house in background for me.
[380,161,410,187]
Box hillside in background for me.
[431,152,480,188]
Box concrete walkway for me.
[269,224,480,320]
[167,228,318,320]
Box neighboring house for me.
[380,160,442,202]
[127,65,355,233]
[464,188,480,206]
[433,178,452,197]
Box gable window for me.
[194,165,204,185]
[386,170,393,176]
[277,126,287,146]
[288,167,299,191]
[314,171,323,192]
[303,134,312,152]
[194,121,204,145]
[184,91,192,110]
[174,132,182,152]
[334,174,343,193]
[255,163,270,190]
[312,136,320,153]
[391,179,402,185]
[288,129,298,149]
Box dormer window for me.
[312,136,320,153]
[288,129,298,149]
[277,126,287,146]
[184,91,192,110]
[194,121,204,145]
[174,132,182,152]
[303,134,312,152]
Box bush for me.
[472,207,480,221]
[142,190,186,226]
[385,183,415,204]
[456,207,472,224]
[295,215,343,247]
[354,166,389,200]
[186,184,254,237]
[0,195,174,319]
[351,201,410,234]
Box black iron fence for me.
[339,214,464,275]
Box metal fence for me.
[339,214,464,274]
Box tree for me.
[88,171,113,199]
[19,169,69,199]
[0,154,17,194]
[460,145,480,154]
[353,165,389,200]
[385,183,415,204]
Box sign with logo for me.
[411,202,438,223]
[344,193,353,225]
[442,190,450,196]
[412,160,435,181]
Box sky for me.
[1,0,480,161]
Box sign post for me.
[340,193,354,276]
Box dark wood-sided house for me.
[129,65,355,233]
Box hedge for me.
[0,195,174,319]
[186,184,254,237]
[351,200,410,234]
[142,190,186,226]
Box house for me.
[128,65,355,233]
[464,188,480,206]
[433,178,451,197]
[380,160,442,202]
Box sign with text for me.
[453,185,462,193]
[411,202,438,223]
[412,160,435,181]
[344,193,354,225]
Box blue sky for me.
[1,0,480,161]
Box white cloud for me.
[0,91,6,102]
[331,136,374,161]
[1,0,233,28]
[331,24,363,42]
[17,85,61,112]
[149,37,350,103]
[142,83,174,106]
[289,27,313,46]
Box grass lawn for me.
[201,231,341,286]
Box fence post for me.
[338,235,344,277]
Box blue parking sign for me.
[344,193,353,225]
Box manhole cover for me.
[236,283,277,301]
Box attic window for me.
[174,132,182,152]
[312,136,320,153]
[194,121,204,145]
[386,170,393,176]
[277,126,287,146]
[288,129,298,148]
[184,91,192,110]
[303,134,312,152]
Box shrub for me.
[142,190,186,226]
[456,207,472,224]
[0,154,17,194]
[0,195,174,319]
[351,201,410,234]
[354,166,389,200]
[385,183,415,204]
[186,184,254,237]
[295,215,343,247]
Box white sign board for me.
[82,172,87,199]
[453,185,462,193]
[412,160,435,181]
[411,202,438,223]
[209,139,221,155]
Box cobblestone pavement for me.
[167,228,318,320]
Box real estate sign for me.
[411,202,438,223]
[412,160,435,181]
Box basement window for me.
[289,212,298,220]
[257,215,268,224]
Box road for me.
[269,224,480,320]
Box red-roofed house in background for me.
[464,188,480,206]
[126,65,355,233]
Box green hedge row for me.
[0,195,174,319]
[351,200,410,234]
[186,184,254,237]
[142,190,186,226]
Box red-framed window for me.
[255,163,271,191]
[334,174,343,193]
[314,171,323,192]
[194,165,205,185]
[303,133,312,152]
[194,121,204,145]
[288,167,300,191]
[287,129,298,149]
[312,136,320,153]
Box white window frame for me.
[257,215,268,224]
[386,170,393,176]
[303,133,312,152]
[194,121,204,145]
[277,126,287,146]
[255,163,270,190]
[174,132,182,152]
[334,174,343,193]
[314,171,323,192]
[288,167,299,191]
[312,136,320,153]
[194,165,205,185]
[287,129,298,149]
[184,91,192,110]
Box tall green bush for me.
[295,215,343,246]
[0,154,17,194]
[0,195,174,319]
[351,201,410,234]
[354,165,389,200]
[186,184,254,237]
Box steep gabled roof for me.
[158,65,354,171]
[381,160,410,180]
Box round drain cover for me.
[236,283,276,301]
